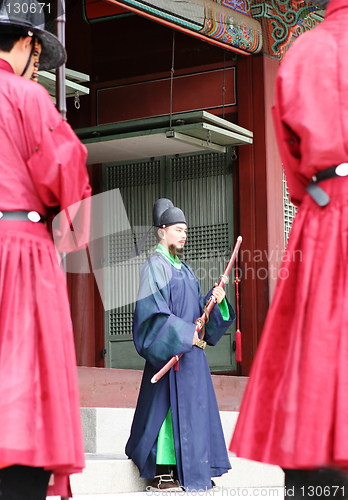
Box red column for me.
[68,164,105,367]
[236,54,283,375]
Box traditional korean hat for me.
[153,198,186,228]
[0,0,66,70]
[129,199,186,259]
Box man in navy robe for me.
[126,198,236,492]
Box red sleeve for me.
[272,73,307,207]
[23,85,92,252]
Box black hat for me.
[0,0,66,70]
[153,198,186,228]
[129,199,186,259]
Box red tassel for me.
[174,360,179,371]
[235,329,242,362]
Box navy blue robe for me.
[125,252,236,491]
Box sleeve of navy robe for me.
[132,256,196,368]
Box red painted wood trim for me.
[69,165,106,367]
[236,55,259,375]
[97,67,236,124]
[236,54,283,375]
[105,0,251,56]
[90,164,106,367]
[92,60,236,90]
[263,56,283,301]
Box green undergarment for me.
[219,297,230,320]
[156,408,176,465]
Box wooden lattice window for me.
[283,170,297,245]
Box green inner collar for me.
[156,244,182,270]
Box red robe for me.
[0,59,91,495]
[230,0,348,469]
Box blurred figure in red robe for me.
[0,0,91,498]
[230,0,348,497]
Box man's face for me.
[161,223,187,257]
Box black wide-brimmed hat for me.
[153,198,186,228]
[0,0,66,70]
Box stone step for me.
[75,408,284,496]
[69,453,284,495]
[70,454,147,495]
[80,408,240,455]
[49,488,286,499]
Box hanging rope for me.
[169,30,175,130]
[234,253,242,362]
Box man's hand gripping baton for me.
[150,236,242,384]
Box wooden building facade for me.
[56,0,324,390]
